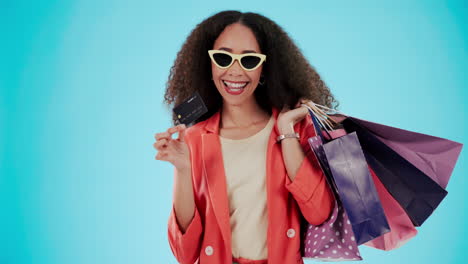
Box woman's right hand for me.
[153,124,191,171]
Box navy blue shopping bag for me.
[306,108,390,245]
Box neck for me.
[220,98,270,129]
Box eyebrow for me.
[218,47,259,53]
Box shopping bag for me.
[363,166,418,251]
[303,102,460,227]
[322,131,391,244]
[302,106,390,247]
[302,129,362,261]
[348,117,462,189]
[300,101,462,249]
[303,200,363,261]
[341,117,448,226]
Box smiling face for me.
[211,23,263,107]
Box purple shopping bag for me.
[301,108,391,260]
[347,117,463,189]
[302,108,390,246]
[322,132,391,245]
[302,132,362,261]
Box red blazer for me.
[168,106,335,264]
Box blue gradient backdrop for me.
[1,0,466,263]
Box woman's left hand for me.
[276,99,310,134]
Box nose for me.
[226,59,243,76]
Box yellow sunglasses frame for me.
[208,50,267,71]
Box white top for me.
[219,115,275,260]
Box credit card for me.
[173,91,208,127]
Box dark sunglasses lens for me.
[241,56,261,69]
[213,53,232,67]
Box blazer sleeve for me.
[167,133,203,264]
[167,203,203,264]
[284,114,335,225]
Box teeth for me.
[223,81,248,88]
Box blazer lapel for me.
[201,110,232,252]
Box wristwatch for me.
[276,132,300,143]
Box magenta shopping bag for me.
[363,166,418,251]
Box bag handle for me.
[301,104,333,130]
[301,103,340,142]
[306,101,345,116]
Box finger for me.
[155,152,163,160]
[177,124,187,142]
[155,150,168,161]
[153,139,168,150]
[167,124,187,141]
[290,106,309,124]
[159,149,174,163]
[155,132,171,141]
[304,100,314,108]
[299,101,312,111]
[297,98,309,108]
[167,124,186,138]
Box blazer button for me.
[205,246,214,256]
[287,228,296,238]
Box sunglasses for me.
[208,50,266,71]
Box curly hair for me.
[163,10,339,126]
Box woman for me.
[154,10,338,264]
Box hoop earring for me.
[259,75,265,86]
